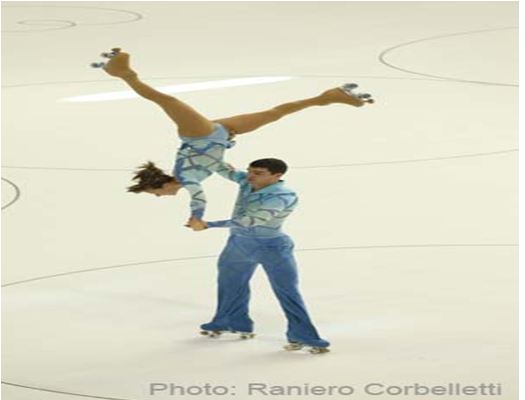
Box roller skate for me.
[339,83,375,104]
[321,83,375,107]
[283,341,330,354]
[200,329,256,340]
[90,48,137,78]
[90,47,120,69]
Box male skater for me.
[188,158,330,354]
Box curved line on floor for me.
[1,382,131,400]
[1,177,21,210]
[2,243,517,288]
[1,149,518,173]
[2,5,142,33]
[378,26,518,87]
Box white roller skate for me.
[90,47,121,69]
[283,341,330,354]
[320,83,374,107]
[90,48,137,79]
[339,83,375,104]
[200,329,255,340]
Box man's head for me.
[247,158,288,190]
[127,161,182,197]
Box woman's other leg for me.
[213,87,366,135]
[104,51,215,137]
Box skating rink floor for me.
[1,2,519,400]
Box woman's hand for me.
[186,217,208,231]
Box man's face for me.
[144,182,181,197]
[247,167,282,190]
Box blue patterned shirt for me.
[208,165,298,238]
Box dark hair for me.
[249,158,288,175]
[127,161,176,193]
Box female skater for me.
[93,48,374,220]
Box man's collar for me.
[250,180,284,194]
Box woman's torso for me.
[172,124,234,184]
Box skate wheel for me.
[101,52,117,59]
[90,62,106,68]
[201,329,224,337]
[309,347,330,354]
[240,333,255,339]
[358,93,372,99]
[343,83,358,90]
[111,48,122,53]
[284,342,304,351]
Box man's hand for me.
[185,217,208,231]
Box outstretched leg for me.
[103,50,214,137]
[213,87,370,135]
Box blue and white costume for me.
[172,123,235,219]
[202,166,330,348]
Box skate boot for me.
[339,83,375,104]
[90,48,120,69]
[320,83,374,107]
[283,341,330,354]
[90,48,137,79]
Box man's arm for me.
[185,163,245,229]
[194,195,295,230]
[215,161,248,184]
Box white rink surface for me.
[1,2,518,400]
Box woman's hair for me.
[127,161,176,193]
[249,158,288,175]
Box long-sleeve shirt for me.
[208,164,298,238]
[172,124,235,219]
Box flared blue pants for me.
[201,234,330,348]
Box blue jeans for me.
[201,234,330,348]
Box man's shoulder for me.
[265,184,298,202]
[275,182,297,195]
[277,186,296,197]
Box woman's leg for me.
[213,87,367,135]
[104,51,215,137]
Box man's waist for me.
[230,226,285,238]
